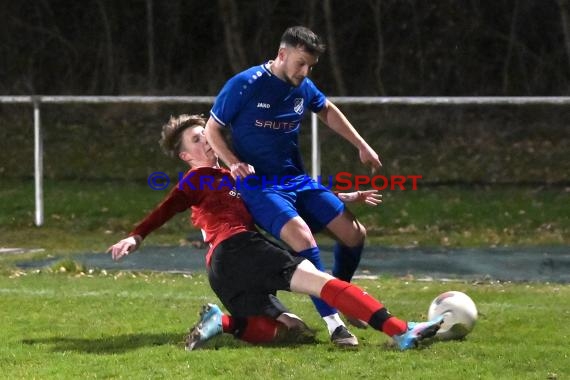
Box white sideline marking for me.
[0,247,45,255]
[0,287,207,300]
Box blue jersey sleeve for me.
[210,74,252,127]
[306,79,327,113]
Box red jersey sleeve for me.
[130,186,193,239]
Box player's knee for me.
[344,221,366,247]
[280,217,317,250]
[290,260,332,294]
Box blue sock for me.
[332,243,364,282]
[298,247,338,317]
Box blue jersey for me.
[210,63,326,178]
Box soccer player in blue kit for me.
[205,26,382,347]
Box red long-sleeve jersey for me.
[130,167,254,265]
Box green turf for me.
[1,101,568,378]
[0,271,567,379]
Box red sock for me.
[381,316,408,337]
[320,278,407,336]
[222,314,234,333]
[238,316,280,344]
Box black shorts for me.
[207,231,305,319]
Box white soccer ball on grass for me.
[428,291,478,340]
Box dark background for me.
[2,0,570,96]
[0,0,569,185]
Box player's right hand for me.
[230,162,255,179]
[106,235,141,261]
[359,144,382,172]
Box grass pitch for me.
[0,176,568,379]
[1,104,568,378]
[0,271,568,379]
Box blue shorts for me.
[240,175,345,239]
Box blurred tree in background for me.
[1,0,569,96]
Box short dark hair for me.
[280,26,326,55]
[159,114,206,158]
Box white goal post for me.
[1,95,569,226]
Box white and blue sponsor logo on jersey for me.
[294,98,304,115]
[256,102,271,109]
[254,119,298,131]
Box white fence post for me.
[33,97,44,226]
[1,95,570,226]
[311,112,320,179]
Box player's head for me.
[159,114,216,167]
[280,26,325,56]
[276,26,326,86]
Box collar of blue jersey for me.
[262,61,273,76]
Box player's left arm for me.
[337,189,382,206]
[317,99,382,170]
[106,187,190,261]
[107,235,142,261]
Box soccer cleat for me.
[392,315,444,350]
[185,303,223,351]
[330,325,359,347]
[277,320,318,345]
[344,314,369,329]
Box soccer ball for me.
[427,291,478,340]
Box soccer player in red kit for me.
[107,114,443,351]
